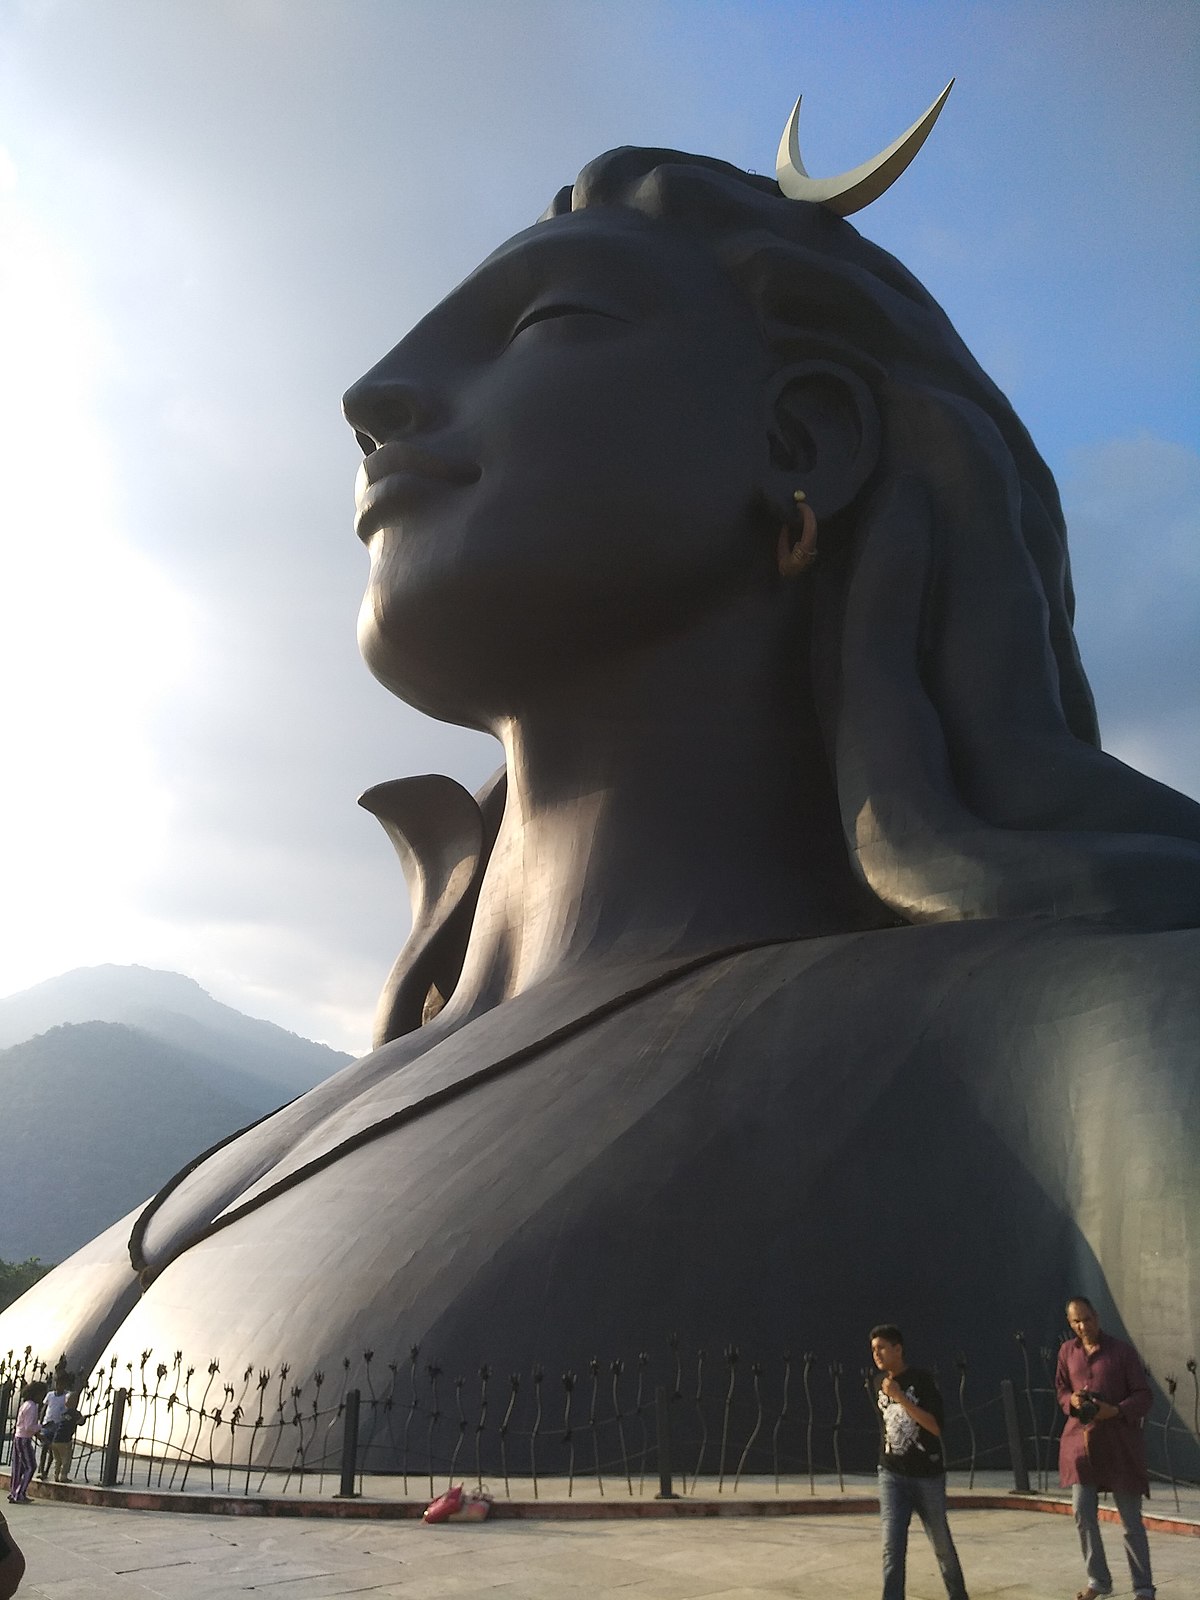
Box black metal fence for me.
[1,1335,1196,1507]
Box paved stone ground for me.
[3,1499,1198,1599]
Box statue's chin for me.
[355,569,601,728]
[356,537,757,730]
[356,593,502,732]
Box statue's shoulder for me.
[747,918,1199,995]
[702,920,1199,1077]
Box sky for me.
[0,0,1196,1052]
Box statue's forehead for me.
[457,204,727,302]
[397,203,759,361]
[486,203,676,258]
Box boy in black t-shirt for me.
[870,1323,969,1600]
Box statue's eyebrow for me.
[395,219,683,363]
[445,224,672,330]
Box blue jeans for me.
[878,1468,968,1600]
[1071,1483,1155,1597]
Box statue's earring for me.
[777,489,819,577]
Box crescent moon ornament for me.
[775,79,954,215]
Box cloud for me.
[0,159,199,998]
[1,0,1195,1055]
[1063,434,1200,802]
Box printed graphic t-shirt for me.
[875,1367,946,1477]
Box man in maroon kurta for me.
[1055,1297,1155,1599]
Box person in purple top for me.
[1055,1296,1155,1600]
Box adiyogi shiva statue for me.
[4,89,1198,1439]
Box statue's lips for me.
[354,443,481,541]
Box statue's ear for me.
[763,361,881,518]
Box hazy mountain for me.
[1,1022,262,1261]
[0,964,351,1096]
[0,966,354,1261]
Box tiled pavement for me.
[3,1497,1198,1600]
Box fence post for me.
[1000,1379,1030,1492]
[654,1384,678,1499]
[100,1387,128,1486]
[337,1388,360,1498]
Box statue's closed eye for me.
[507,303,627,342]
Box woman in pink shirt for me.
[7,1380,46,1504]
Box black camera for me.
[1075,1391,1102,1425]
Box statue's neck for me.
[443,597,881,1020]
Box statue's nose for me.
[342,369,436,451]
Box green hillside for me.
[0,1021,270,1261]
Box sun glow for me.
[0,146,194,993]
